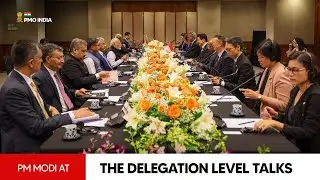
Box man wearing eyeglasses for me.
[33,43,89,113]
[60,38,110,90]
[210,36,256,107]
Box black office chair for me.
[3,56,13,75]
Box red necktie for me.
[53,73,74,110]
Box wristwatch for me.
[258,94,262,100]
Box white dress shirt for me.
[44,65,68,112]
[106,51,124,68]
[83,57,96,74]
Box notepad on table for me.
[194,81,212,85]
[102,70,118,83]
[222,118,261,128]
[207,95,240,102]
[223,131,242,135]
[108,96,121,102]
[84,118,109,127]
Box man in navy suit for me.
[33,43,88,113]
[0,40,94,153]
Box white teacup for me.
[212,86,221,94]
[64,124,78,139]
[90,99,101,109]
[199,74,206,80]
[232,104,243,115]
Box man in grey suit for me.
[0,40,94,153]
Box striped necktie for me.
[30,81,50,119]
[54,73,74,110]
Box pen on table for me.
[220,97,232,99]
[238,121,255,125]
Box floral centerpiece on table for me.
[123,40,227,153]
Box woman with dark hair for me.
[292,37,307,52]
[255,51,320,152]
[242,39,292,115]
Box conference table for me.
[41,62,300,153]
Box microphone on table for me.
[209,71,263,105]
[207,72,263,130]
[207,67,238,81]
[220,68,239,80]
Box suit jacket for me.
[194,44,211,63]
[224,53,256,107]
[258,62,292,114]
[278,84,320,152]
[213,50,235,79]
[4,56,13,75]
[202,50,234,80]
[60,54,99,90]
[32,66,80,113]
[201,52,218,74]
[123,39,130,49]
[0,70,72,153]
[183,40,201,59]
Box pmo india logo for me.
[17,12,52,23]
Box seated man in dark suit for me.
[201,35,234,80]
[123,32,133,50]
[182,32,201,59]
[210,36,256,107]
[0,40,94,153]
[186,33,212,64]
[33,43,88,113]
[60,38,109,90]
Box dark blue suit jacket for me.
[33,66,77,113]
[0,70,72,153]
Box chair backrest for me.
[3,56,13,75]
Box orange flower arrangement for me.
[175,99,185,107]
[182,88,193,97]
[124,40,227,154]
[157,74,167,81]
[147,86,159,93]
[155,93,162,99]
[161,66,169,74]
[139,99,151,111]
[149,79,157,86]
[181,77,190,84]
[167,104,181,119]
[158,104,166,113]
[190,87,199,95]
[185,98,199,111]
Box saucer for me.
[211,91,222,95]
[230,111,245,117]
[62,133,81,141]
[89,106,102,110]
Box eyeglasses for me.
[50,55,64,60]
[225,47,235,52]
[285,67,306,74]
